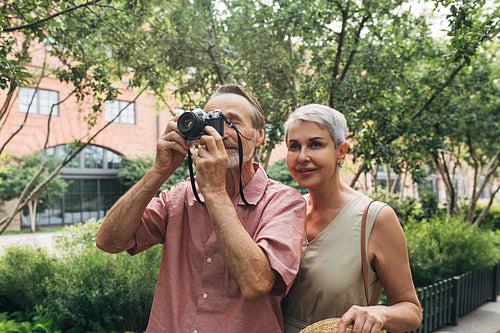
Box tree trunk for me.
[399,171,407,204]
[467,149,500,223]
[27,198,38,232]
[473,182,500,227]
[391,173,400,196]
[350,164,367,188]
[372,164,379,193]
[385,164,392,195]
[433,153,461,217]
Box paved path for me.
[433,295,500,333]
[1,233,499,332]
[0,232,57,252]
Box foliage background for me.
[0,219,161,332]
[1,209,500,331]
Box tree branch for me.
[0,55,48,156]
[339,13,371,82]
[0,87,147,233]
[328,7,348,107]
[410,61,467,122]
[3,0,102,32]
[473,182,500,227]
[350,163,368,188]
[466,131,480,221]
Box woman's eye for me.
[311,141,322,148]
[288,143,300,150]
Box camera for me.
[177,109,225,144]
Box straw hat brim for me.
[299,318,352,333]
[299,318,384,333]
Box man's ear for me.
[255,128,265,147]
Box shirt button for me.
[202,293,208,299]
[206,257,212,263]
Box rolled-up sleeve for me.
[254,187,306,296]
[127,190,169,256]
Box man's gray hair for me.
[284,104,347,148]
[210,84,265,130]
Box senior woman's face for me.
[286,120,341,190]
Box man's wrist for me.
[142,168,171,192]
[203,189,231,206]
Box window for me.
[105,100,136,124]
[46,144,122,170]
[24,145,126,228]
[18,87,59,115]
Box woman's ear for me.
[339,142,349,159]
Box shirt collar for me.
[235,162,267,206]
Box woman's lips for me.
[295,168,316,175]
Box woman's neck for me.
[307,176,355,211]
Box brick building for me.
[1,47,179,231]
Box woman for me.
[281,104,422,333]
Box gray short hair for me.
[284,104,347,148]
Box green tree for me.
[118,155,190,191]
[0,153,66,232]
[0,0,174,232]
[2,0,499,233]
[416,51,500,224]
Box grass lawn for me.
[1,226,64,236]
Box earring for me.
[338,160,344,170]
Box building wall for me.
[0,56,179,231]
[0,77,177,158]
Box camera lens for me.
[179,113,194,130]
[178,111,205,139]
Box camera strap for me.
[187,149,204,204]
[188,116,251,206]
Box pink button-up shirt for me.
[129,163,306,333]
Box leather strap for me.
[361,200,376,305]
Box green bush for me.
[469,204,500,231]
[0,247,56,314]
[368,190,419,226]
[0,219,162,333]
[405,216,500,286]
[267,159,299,189]
[418,190,441,220]
[44,247,160,332]
[118,155,189,192]
[0,311,61,333]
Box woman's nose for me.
[297,148,310,161]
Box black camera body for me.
[177,109,225,144]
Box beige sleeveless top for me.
[282,194,386,333]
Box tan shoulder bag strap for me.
[361,200,376,305]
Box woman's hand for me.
[337,305,385,333]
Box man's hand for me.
[192,126,228,196]
[153,119,190,178]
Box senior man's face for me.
[204,93,258,168]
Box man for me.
[96,84,306,332]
